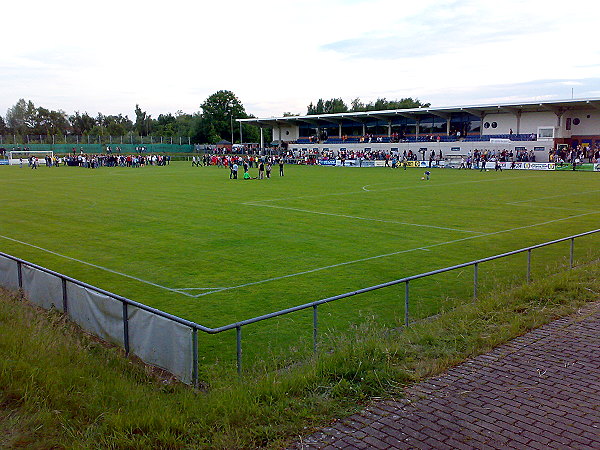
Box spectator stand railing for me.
[0,229,598,386]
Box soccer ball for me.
[421,177,425,180]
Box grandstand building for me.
[239,98,600,162]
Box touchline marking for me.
[191,211,599,298]
[175,287,228,291]
[243,202,482,234]
[0,234,195,297]
[506,203,596,212]
[507,189,600,204]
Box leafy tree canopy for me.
[307,97,430,115]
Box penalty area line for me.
[0,234,195,297]
[243,202,482,234]
[192,211,599,298]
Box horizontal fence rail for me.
[0,135,192,146]
[1,229,598,385]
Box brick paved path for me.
[294,303,600,449]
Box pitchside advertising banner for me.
[320,160,447,168]
[498,162,555,170]
[314,159,594,171]
[0,160,8,165]
[555,163,599,172]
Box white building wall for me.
[564,109,600,136]
[519,112,557,134]
[273,125,299,142]
[481,113,518,134]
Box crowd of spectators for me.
[63,154,170,168]
[550,145,600,164]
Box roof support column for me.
[416,120,420,139]
[446,117,451,135]
[555,110,563,127]
[516,111,522,134]
[260,127,264,150]
[339,123,342,138]
[388,121,392,137]
[480,114,485,136]
[362,123,366,136]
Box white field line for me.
[506,203,597,212]
[189,211,599,297]
[243,202,483,234]
[0,234,196,297]
[507,189,600,204]
[253,174,537,205]
[175,287,228,291]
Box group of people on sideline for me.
[191,154,285,180]
[20,154,170,168]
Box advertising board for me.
[500,162,555,170]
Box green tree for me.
[34,107,70,135]
[134,104,153,136]
[200,90,247,143]
[350,98,365,112]
[307,98,348,115]
[6,99,37,134]
[69,111,97,135]
[352,97,430,112]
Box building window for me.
[573,118,581,125]
[491,122,497,128]
[538,128,554,139]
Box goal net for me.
[8,150,54,166]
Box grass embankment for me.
[1,263,599,448]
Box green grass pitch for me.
[1,162,599,368]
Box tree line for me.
[0,93,432,144]
[0,91,268,145]
[303,97,430,116]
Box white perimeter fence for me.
[1,228,599,385]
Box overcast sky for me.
[3,0,600,120]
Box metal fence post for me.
[473,263,478,299]
[570,238,574,269]
[192,328,198,387]
[236,326,242,375]
[17,261,22,289]
[404,281,410,327]
[62,278,68,313]
[527,249,532,283]
[313,305,318,353]
[122,302,130,356]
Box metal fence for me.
[0,135,192,146]
[1,229,598,385]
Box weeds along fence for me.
[1,229,598,385]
